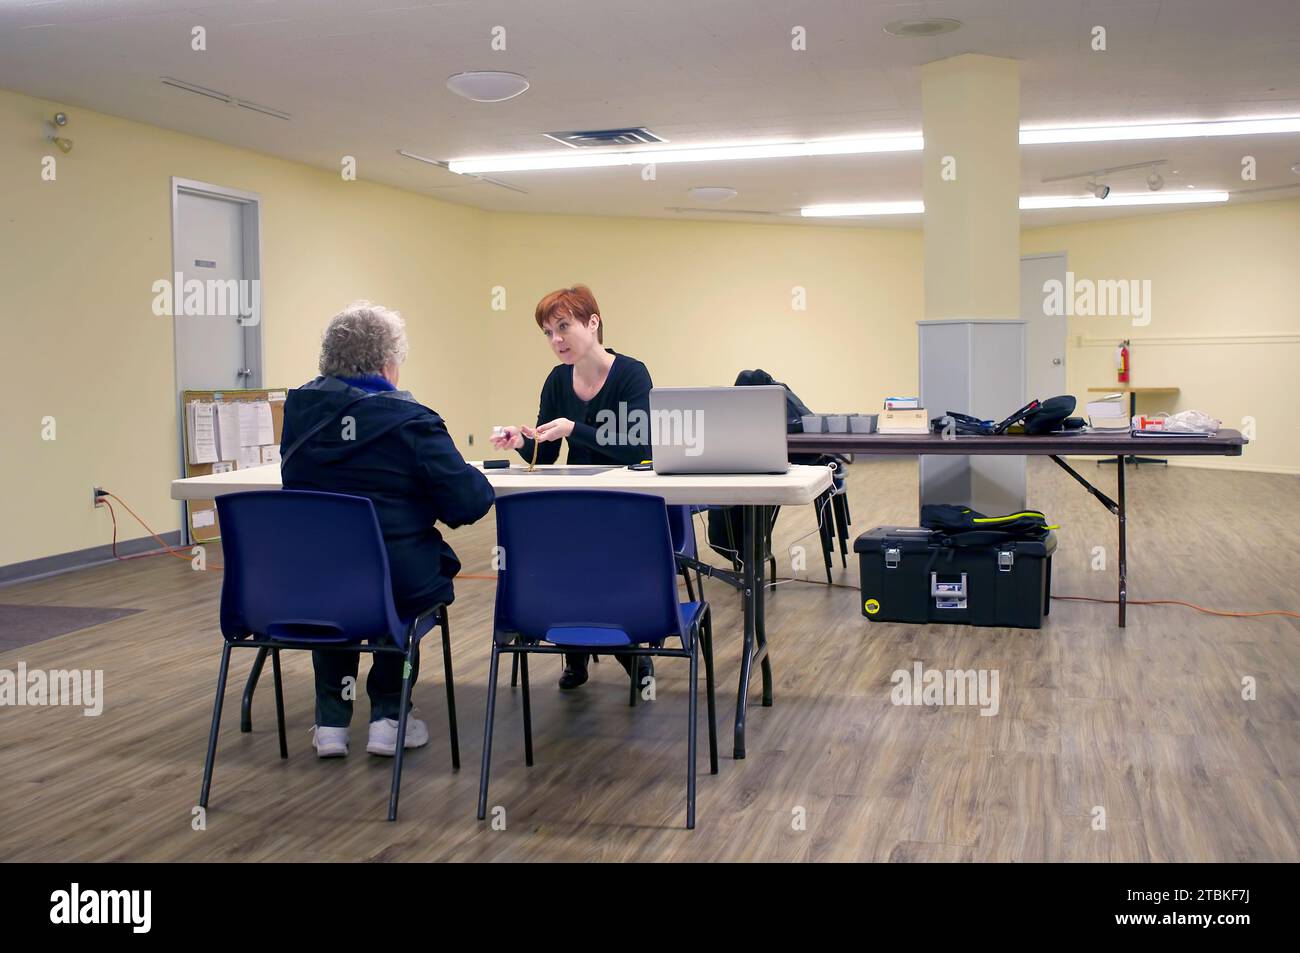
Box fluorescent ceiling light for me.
[447,114,1300,176]
[1021,116,1300,145]
[447,134,924,175]
[801,200,924,218]
[1018,191,1229,209]
[801,192,1229,217]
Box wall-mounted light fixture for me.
[46,112,73,153]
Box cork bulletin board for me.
[180,388,287,543]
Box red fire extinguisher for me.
[1116,339,1130,384]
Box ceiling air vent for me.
[543,127,665,148]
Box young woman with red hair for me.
[490,284,655,691]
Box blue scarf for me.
[338,374,396,394]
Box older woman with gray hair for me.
[280,301,494,758]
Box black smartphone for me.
[483,459,510,469]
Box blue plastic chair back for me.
[215,490,406,646]
[667,505,697,560]
[493,490,685,647]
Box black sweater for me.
[518,350,653,466]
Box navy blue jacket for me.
[280,376,494,617]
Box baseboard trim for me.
[0,532,185,588]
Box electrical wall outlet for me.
[92,486,106,507]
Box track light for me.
[1146,169,1164,191]
[1087,181,1111,200]
[45,112,72,153]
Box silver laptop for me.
[650,386,789,474]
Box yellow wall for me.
[1022,198,1300,474]
[3,83,1295,570]
[0,88,492,566]
[482,213,924,436]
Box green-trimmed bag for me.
[920,504,1057,546]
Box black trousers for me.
[313,644,420,727]
[564,652,641,677]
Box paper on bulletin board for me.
[192,509,216,529]
[237,401,274,447]
[186,402,218,464]
[214,402,240,460]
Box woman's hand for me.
[490,425,527,450]
[533,418,574,443]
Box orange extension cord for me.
[97,492,1297,618]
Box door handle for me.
[1052,358,1062,365]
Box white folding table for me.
[172,462,833,759]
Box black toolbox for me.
[854,526,1056,629]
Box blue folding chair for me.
[508,503,706,701]
[477,490,718,829]
[200,490,459,822]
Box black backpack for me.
[920,504,1057,547]
[733,368,814,432]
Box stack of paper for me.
[1087,396,1128,431]
[884,396,921,410]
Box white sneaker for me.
[311,725,349,758]
[366,716,429,756]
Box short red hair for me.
[534,284,603,343]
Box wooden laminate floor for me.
[1,458,1296,861]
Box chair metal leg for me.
[270,648,288,760]
[387,639,417,822]
[682,565,696,602]
[832,492,850,567]
[701,608,718,775]
[816,493,834,584]
[628,650,639,707]
[439,611,460,770]
[509,651,519,688]
[240,645,268,733]
[687,633,699,830]
[520,650,534,767]
[199,642,232,809]
[477,643,502,820]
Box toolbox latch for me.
[884,547,901,569]
[930,572,968,609]
[998,550,1014,572]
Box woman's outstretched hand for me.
[490,425,530,450]
[532,418,574,443]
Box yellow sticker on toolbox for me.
[864,598,880,615]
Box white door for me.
[172,182,261,391]
[1021,253,1067,399]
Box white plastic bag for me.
[1159,409,1221,434]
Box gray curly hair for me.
[318,301,409,378]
